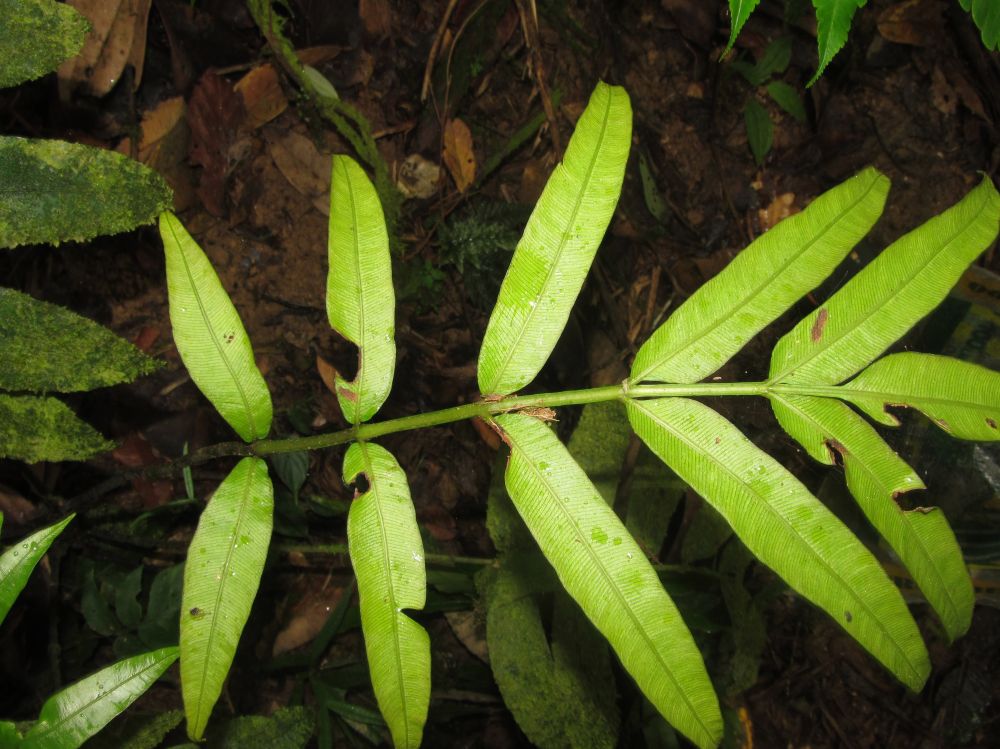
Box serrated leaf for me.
[327,156,396,424]
[181,458,273,741]
[724,0,762,54]
[161,212,273,442]
[21,646,179,749]
[0,288,158,392]
[0,515,73,627]
[769,176,1000,385]
[809,0,868,86]
[0,0,89,88]
[627,397,930,690]
[478,82,632,395]
[0,394,113,462]
[494,412,722,749]
[771,393,973,640]
[344,442,429,749]
[960,0,1000,51]
[0,137,172,248]
[744,99,772,165]
[766,81,807,122]
[837,352,1000,440]
[631,168,889,384]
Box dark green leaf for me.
[137,564,184,649]
[960,0,1000,50]
[0,394,113,462]
[0,288,158,392]
[744,99,772,165]
[0,0,88,88]
[766,81,807,122]
[115,566,144,630]
[270,451,309,499]
[0,137,172,248]
[638,151,668,223]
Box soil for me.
[2,0,1000,747]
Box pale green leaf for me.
[0,394,113,462]
[724,0,762,54]
[631,168,889,384]
[744,99,772,165]
[771,393,973,640]
[769,176,1000,385]
[960,0,1000,51]
[0,515,73,627]
[627,397,930,690]
[838,352,1000,440]
[0,288,158,392]
[809,0,868,86]
[0,0,88,88]
[161,212,273,442]
[0,137,172,249]
[327,155,396,424]
[181,458,273,741]
[495,412,722,749]
[344,442,429,749]
[766,81,807,122]
[478,83,632,395]
[21,646,179,749]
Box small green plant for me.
[155,82,999,748]
[726,0,1000,85]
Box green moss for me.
[0,0,89,89]
[0,394,114,462]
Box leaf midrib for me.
[631,173,883,384]
[482,90,614,395]
[168,219,257,439]
[772,394,962,627]
[343,163,367,425]
[770,193,993,384]
[631,399,923,684]
[506,425,714,746]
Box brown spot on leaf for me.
[810,308,829,342]
[825,439,847,466]
[844,610,853,623]
[987,417,997,430]
[337,386,358,402]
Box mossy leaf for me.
[0,288,159,392]
[0,0,89,88]
[0,394,113,462]
[0,137,172,249]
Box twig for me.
[421,0,461,102]
[514,0,561,154]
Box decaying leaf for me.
[442,118,476,192]
[396,153,441,199]
[187,71,246,217]
[58,0,152,97]
[235,64,290,131]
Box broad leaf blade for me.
[495,413,722,749]
[0,288,158,392]
[627,397,930,690]
[631,168,889,384]
[181,457,273,740]
[961,0,1000,51]
[21,646,179,749]
[809,0,868,86]
[771,393,973,640]
[0,515,73,627]
[769,177,1000,385]
[724,0,762,54]
[344,442,429,749]
[0,394,113,462]
[478,83,632,395]
[327,156,396,424]
[161,212,273,442]
[0,0,88,88]
[840,352,1000,440]
[0,137,172,248]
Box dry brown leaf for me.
[442,118,476,192]
[268,131,331,209]
[931,67,958,116]
[235,64,289,131]
[876,0,945,47]
[316,354,339,396]
[188,71,246,217]
[59,0,152,97]
[758,192,799,231]
[359,0,393,38]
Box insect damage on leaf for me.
[810,308,829,342]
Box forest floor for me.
[2,0,1000,747]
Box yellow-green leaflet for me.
[839,353,1000,440]
[769,176,1000,385]
[161,212,272,442]
[327,155,395,424]
[627,397,930,691]
[345,442,429,749]
[478,82,632,396]
[180,457,273,740]
[495,413,723,749]
[21,647,178,749]
[631,168,889,385]
[771,393,974,640]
